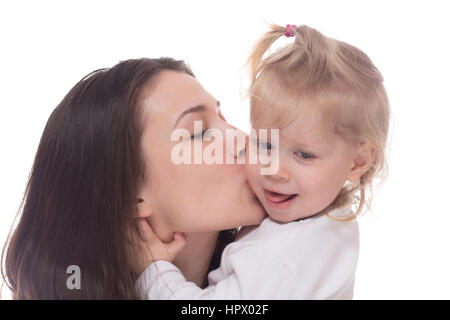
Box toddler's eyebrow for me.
[281,132,327,149]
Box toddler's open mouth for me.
[264,189,298,209]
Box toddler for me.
[134,24,391,299]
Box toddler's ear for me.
[347,142,376,183]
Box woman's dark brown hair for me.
[1,57,235,299]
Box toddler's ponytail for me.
[246,24,286,83]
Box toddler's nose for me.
[266,164,291,181]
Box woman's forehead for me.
[140,71,214,128]
[142,71,206,113]
[139,71,220,138]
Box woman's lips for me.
[264,189,298,210]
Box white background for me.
[1,0,449,299]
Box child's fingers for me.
[137,217,157,243]
[167,232,186,257]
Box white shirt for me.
[135,206,359,300]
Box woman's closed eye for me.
[190,106,226,140]
[191,129,208,139]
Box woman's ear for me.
[347,142,376,183]
[135,197,153,218]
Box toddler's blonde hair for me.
[246,24,391,220]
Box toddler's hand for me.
[128,217,186,276]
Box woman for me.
[1,57,266,299]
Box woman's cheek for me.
[244,163,261,193]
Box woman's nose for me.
[224,124,248,162]
[238,135,249,159]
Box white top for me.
[135,206,359,300]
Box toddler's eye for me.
[295,151,314,160]
[259,142,272,150]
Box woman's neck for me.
[172,231,219,288]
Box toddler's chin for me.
[267,210,298,223]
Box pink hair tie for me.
[285,24,297,37]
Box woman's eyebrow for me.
[173,100,221,129]
[173,105,206,129]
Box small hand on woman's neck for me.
[172,231,219,288]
